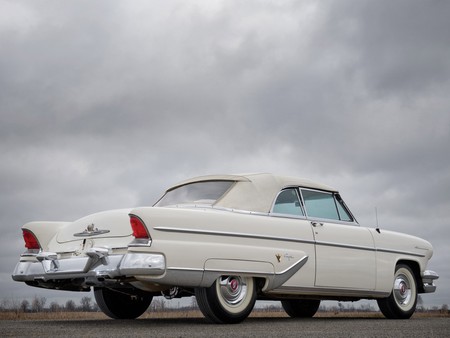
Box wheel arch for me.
[254,277,267,294]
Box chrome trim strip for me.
[376,247,425,257]
[155,204,270,216]
[212,206,269,216]
[204,268,271,275]
[128,238,152,247]
[269,256,308,290]
[167,267,204,272]
[317,241,425,257]
[153,226,315,245]
[154,227,425,257]
[315,240,376,253]
[270,286,390,298]
[270,213,307,220]
[277,256,308,275]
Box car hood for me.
[56,208,133,243]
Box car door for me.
[271,188,316,288]
[300,189,377,290]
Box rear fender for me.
[201,256,308,291]
[22,222,70,252]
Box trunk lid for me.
[56,209,132,244]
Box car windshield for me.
[155,180,234,207]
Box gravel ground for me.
[1,316,449,338]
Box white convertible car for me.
[13,174,438,323]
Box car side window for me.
[272,189,305,216]
[301,189,339,220]
[335,196,352,222]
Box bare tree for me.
[31,296,47,312]
[80,297,92,311]
[20,299,30,313]
[49,302,61,312]
[0,298,21,314]
[65,299,76,312]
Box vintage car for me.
[13,173,438,323]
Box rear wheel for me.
[281,299,321,318]
[94,287,152,319]
[377,264,417,319]
[195,275,256,324]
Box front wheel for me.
[281,299,321,318]
[94,287,153,319]
[195,276,256,324]
[377,264,417,319]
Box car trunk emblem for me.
[74,223,110,237]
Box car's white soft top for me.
[167,173,337,213]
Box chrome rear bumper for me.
[13,249,124,283]
[12,249,166,289]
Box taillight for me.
[130,215,150,239]
[22,229,40,250]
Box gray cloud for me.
[1,0,449,307]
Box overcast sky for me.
[1,0,449,309]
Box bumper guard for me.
[422,270,439,293]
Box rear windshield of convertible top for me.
[155,180,234,207]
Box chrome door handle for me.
[311,221,323,227]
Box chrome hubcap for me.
[393,275,412,306]
[219,276,247,305]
